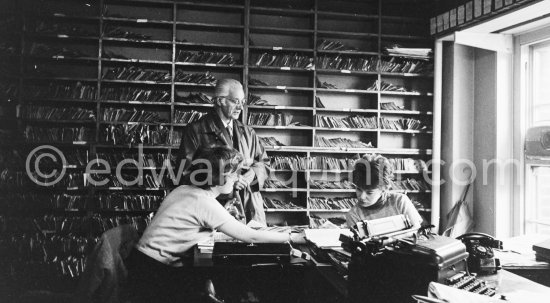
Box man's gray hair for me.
[214,78,243,97]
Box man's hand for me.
[234,170,255,191]
[224,199,245,222]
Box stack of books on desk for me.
[533,239,550,262]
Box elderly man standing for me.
[176,78,269,225]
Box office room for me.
[1,0,550,302]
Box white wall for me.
[472,48,498,234]
[440,43,475,232]
[439,41,513,237]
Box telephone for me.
[457,232,503,274]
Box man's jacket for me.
[176,112,269,224]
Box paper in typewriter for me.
[304,228,352,249]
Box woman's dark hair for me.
[186,145,243,189]
[352,154,393,190]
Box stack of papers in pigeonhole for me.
[385,46,433,60]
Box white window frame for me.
[434,2,550,237]
[517,29,550,235]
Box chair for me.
[73,225,138,303]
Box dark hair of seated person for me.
[352,154,394,190]
[184,145,244,189]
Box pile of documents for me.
[102,66,171,82]
[176,50,235,65]
[379,117,426,130]
[315,136,373,148]
[247,94,271,106]
[317,39,358,51]
[175,92,212,104]
[269,155,311,170]
[263,179,290,189]
[174,110,206,124]
[263,197,304,210]
[379,57,433,74]
[367,80,410,92]
[102,86,170,103]
[173,71,216,85]
[384,46,432,60]
[311,156,356,170]
[102,108,164,123]
[315,114,378,129]
[380,101,404,110]
[391,178,430,191]
[309,179,354,189]
[252,52,314,69]
[316,55,377,71]
[23,105,95,121]
[308,197,357,210]
[259,136,285,147]
[247,111,294,126]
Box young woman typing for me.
[128,145,303,303]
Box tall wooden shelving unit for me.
[0,0,438,285]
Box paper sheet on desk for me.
[496,234,550,267]
[304,228,352,248]
[495,250,548,267]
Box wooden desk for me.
[311,259,348,298]
[192,247,346,303]
[497,234,550,287]
[480,270,550,296]
[193,245,550,302]
[309,252,550,302]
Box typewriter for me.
[342,215,496,303]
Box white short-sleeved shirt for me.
[137,185,234,266]
[345,192,423,228]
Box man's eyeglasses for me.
[218,96,247,106]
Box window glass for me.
[525,167,550,235]
[532,42,550,125]
[524,40,550,235]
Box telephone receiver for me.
[457,232,503,249]
[456,232,502,274]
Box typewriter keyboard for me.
[445,271,496,296]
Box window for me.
[521,36,550,235]
[525,167,550,234]
[530,41,550,125]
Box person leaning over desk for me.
[127,146,304,303]
[176,78,269,225]
[346,154,423,228]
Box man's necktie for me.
[226,124,233,141]
[227,124,239,149]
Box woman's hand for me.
[290,231,307,244]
